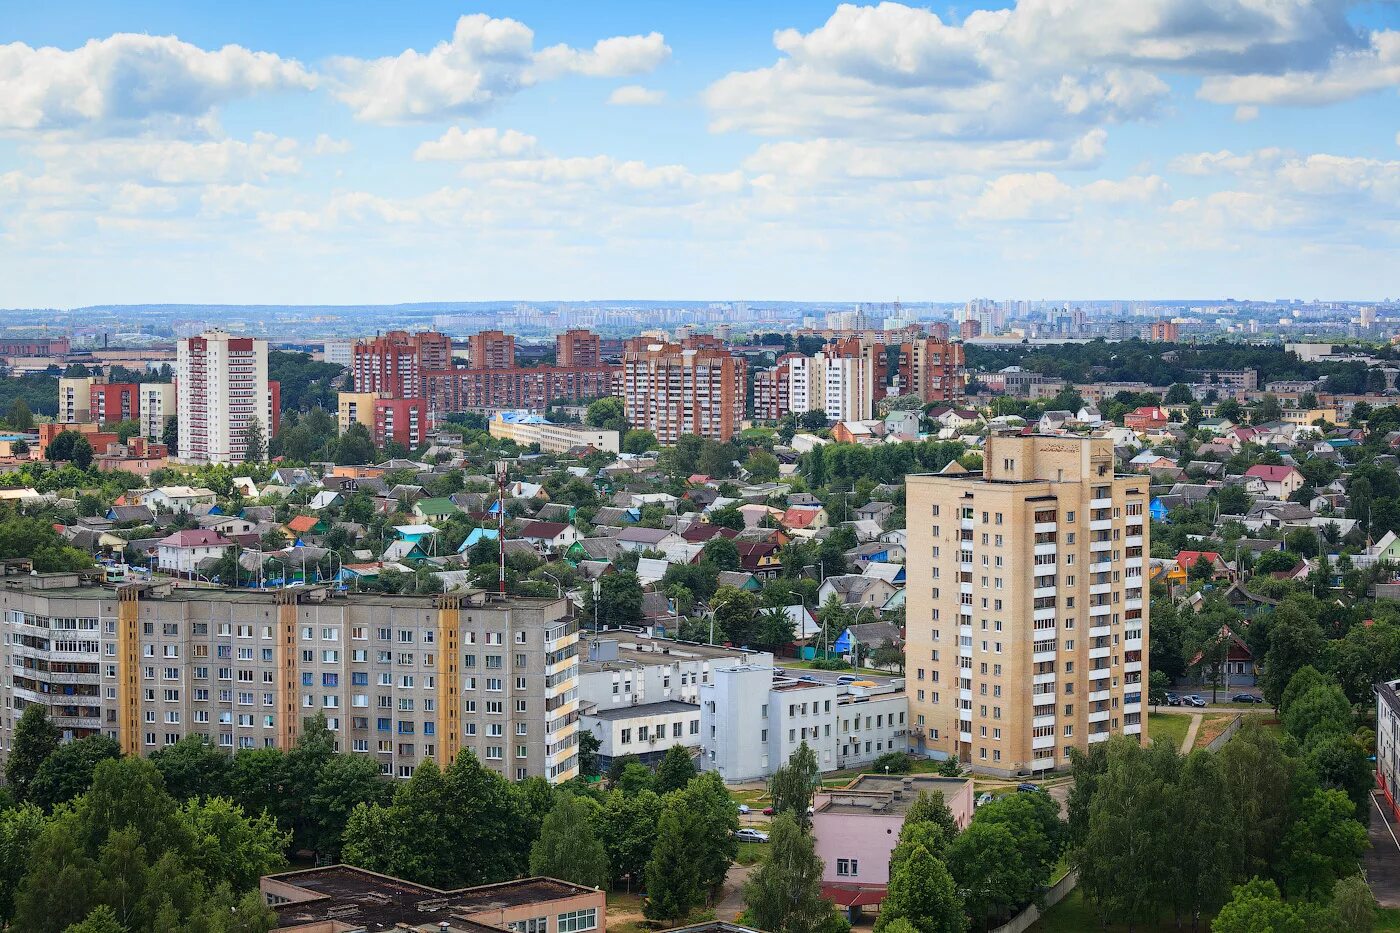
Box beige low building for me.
[337,391,378,434]
[489,412,620,454]
[905,432,1149,777]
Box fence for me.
[989,869,1079,933]
[1203,714,1244,752]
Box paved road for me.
[1368,792,1400,907]
[774,665,903,686]
[715,862,756,921]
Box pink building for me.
[812,774,974,914]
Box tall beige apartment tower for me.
[176,330,272,465]
[905,433,1149,777]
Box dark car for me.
[1231,693,1264,704]
[1016,782,1042,793]
[1185,695,1207,708]
[1164,693,1181,706]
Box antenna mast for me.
[495,460,508,594]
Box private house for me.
[615,526,683,553]
[736,539,783,579]
[412,496,461,523]
[156,529,232,575]
[817,575,897,610]
[141,485,217,514]
[1170,550,1233,584]
[516,521,581,554]
[1243,464,1305,499]
[781,506,828,535]
[1124,406,1170,432]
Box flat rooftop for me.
[268,866,594,931]
[816,775,972,817]
[585,699,698,721]
[580,636,760,673]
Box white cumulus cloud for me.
[332,14,668,123]
[608,85,666,106]
[0,33,315,133]
[415,127,540,161]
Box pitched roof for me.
[1244,464,1300,482]
[518,521,571,540]
[617,527,674,544]
[286,515,320,534]
[158,529,232,548]
[782,507,823,528]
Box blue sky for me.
[1,0,1398,307]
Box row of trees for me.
[1070,722,1369,930]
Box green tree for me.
[707,507,746,531]
[676,772,739,893]
[1217,723,1305,882]
[1169,750,1234,926]
[529,794,609,888]
[616,762,656,796]
[1330,874,1376,933]
[622,429,657,454]
[334,422,376,465]
[162,414,179,455]
[150,736,233,803]
[1212,878,1314,933]
[701,536,741,571]
[180,795,289,892]
[655,745,698,795]
[743,813,835,933]
[597,789,662,888]
[580,572,644,628]
[874,843,966,933]
[1259,605,1325,708]
[946,821,1029,929]
[643,807,703,922]
[1282,682,1351,745]
[769,741,820,830]
[7,398,33,432]
[6,704,60,801]
[586,397,627,433]
[241,416,266,463]
[62,905,125,933]
[0,803,46,926]
[1276,789,1367,900]
[29,735,121,811]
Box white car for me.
[734,829,769,843]
[736,804,751,814]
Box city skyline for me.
[3,0,1400,307]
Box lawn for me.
[1377,906,1400,930]
[1147,712,1191,751]
[735,841,768,865]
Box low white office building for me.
[582,699,702,770]
[699,666,910,783]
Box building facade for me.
[466,330,516,370]
[622,337,746,443]
[337,390,377,435]
[351,330,452,399]
[138,383,176,441]
[555,329,602,369]
[58,375,98,423]
[905,433,1149,777]
[1377,678,1400,822]
[89,382,138,424]
[424,367,618,414]
[0,571,579,783]
[176,331,276,465]
[699,665,910,782]
[489,412,620,454]
[374,397,429,449]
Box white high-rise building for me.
[787,352,875,423]
[176,330,272,465]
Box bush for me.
[872,752,911,775]
[808,658,852,671]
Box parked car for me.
[762,806,775,816]
[734,829,769,843]
[736,804,750,815]
[1185,695,1207,708]
[799,674,818,683]
[836,674,858,685]
[1164,692,1181,706]
[1231,693,1264,704]
[976,792,994,808]
[1016,782,1042,793]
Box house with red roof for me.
[1124,406,1170,432]
[1243,464,1304,499]
[515,520,581,554]
[156,529,233,575]
[1170,550,1233,585]
[781,505,828,536]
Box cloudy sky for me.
[2,0,1399,307]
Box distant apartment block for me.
[467,329,516,370]
[89,382,138,424]
[374,397,429,449]
[58,375,99,423]
[555,329,602,368]
[1188,369,1258,391]
[622,336,746,443]
[0,570,579,784]
[424,367,617,414]
[337,391,377,434]
[322,339,354,369]
[905,433,1149,777]
[351,330,452,399]
[1147,321,1180,341]
[0,335,69,358]
[138,383,176,441]
[176,330,278,465]
[489,411,620,454]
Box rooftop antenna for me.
[495,460,508,594]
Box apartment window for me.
[836,859,859,877]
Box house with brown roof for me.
[516,520,581,553]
